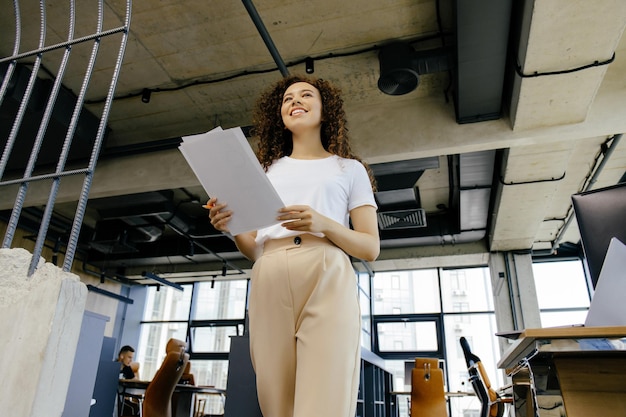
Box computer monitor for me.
[571,182,626,288]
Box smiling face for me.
[280,81,323,134]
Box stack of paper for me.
[179,127,284,235]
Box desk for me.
[497,326,626,417]
[389,391,474,397]
[118,380,226,417]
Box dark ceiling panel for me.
[453,0,513,123]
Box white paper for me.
[179,126,284,235]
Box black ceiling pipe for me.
[242,0,289,77]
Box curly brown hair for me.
[251,75,376,190]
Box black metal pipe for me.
[550,133,623,253]
[242,0,289,77]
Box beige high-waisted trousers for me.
[248,234,361,417]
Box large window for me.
[189,280,248,355]
[135,280,247,415]
[372,267,499,417]
[136,284,192,380]
[532,259,591,327]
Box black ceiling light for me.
[377,42,454,95]
[305,57,314,74]
[141,88,151,103]
[142,271,183,291]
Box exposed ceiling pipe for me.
[380,229,486,249]
[549,133,623,253]
[585,134,623,191]
[242,0,289,77]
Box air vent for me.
[377,209,427,230]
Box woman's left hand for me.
[278,205,330,234]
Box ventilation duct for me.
[378,208,427,230]
[452,0,513,123]
[377,42,454,95]
[0,63,107,172]
[372,157,439,230]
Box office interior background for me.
[1,1,625,416]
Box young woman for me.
[208,75,379,417]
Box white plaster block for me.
[0,248,87,417]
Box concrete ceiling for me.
[1,0,625,284]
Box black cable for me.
[499,171,566,186]
[81,33,452,105]
[515,53,615,78]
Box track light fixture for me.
[87,285,134,304]
[141,88,151,103]
[222,261,227,277]
[305,57,314,74]
[142,271,183,291]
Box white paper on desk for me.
[179,126,284,235]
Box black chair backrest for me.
[460,336,481,367]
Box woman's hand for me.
[279,204,380,262]
[206,197,260,261]
[205,197,232,233]
[277,205,331,234]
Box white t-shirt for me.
[255,155,377,246]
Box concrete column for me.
[509,252,541,329]
[0,248,87,417]
[489,251,541,353]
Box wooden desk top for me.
[515,325,626,339]
[390,391,474,397]
[498,325,626,369]
[119,379,226,395]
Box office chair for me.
[459,337,511,417]
[142,339,190,417]
[410,357,448,417]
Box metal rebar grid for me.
[0,0,132,275]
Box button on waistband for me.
[263,235,332,253]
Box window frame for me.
[373,313,445,359]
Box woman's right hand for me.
[206,197,261,261]
[206,197,233,233]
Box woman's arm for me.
[278,204,380,261]
[325,205,380,261]
[233,232,261,261]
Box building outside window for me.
[372,267,499,417]
[532,259,591,327]
[136,280,247,415]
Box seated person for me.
[117,345,140,380]
[117,345,141,416]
